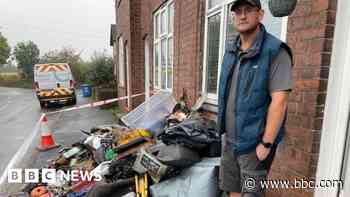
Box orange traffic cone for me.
[37,115,60,151]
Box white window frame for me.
[113,41,118,77]
[125,44,131,108]
[202,0,288,105]
[118,36,125,87]
[153,1,174,91]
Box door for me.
[144,38,150,100]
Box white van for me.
[34,63,77,108]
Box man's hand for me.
[256,143,271,161]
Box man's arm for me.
[262,91,289,144]
[256,46,293,161]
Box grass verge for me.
[0,79,33,89]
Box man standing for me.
[218,0,293,196]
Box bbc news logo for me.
[8,169,102,183]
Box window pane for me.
[206,13,221,94]
[261,0,283,38]
[167,38,173,89]
[208,0,221,9]
[161,10,166,34]
[226,3,239,44]
[161,39,167,89]
[168,3,174,33]
[154,43,159,87]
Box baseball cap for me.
[230,0,262,11]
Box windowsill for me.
[153,87,172,93]
[202,102,218,113]
[205,97,218,105]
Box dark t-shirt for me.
[225,47,293,145]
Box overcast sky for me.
[0,0,115,61]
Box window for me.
[153,1,174,90]
[118,37,125,87]
[208,0,222,9]
[202,0,288,103]
[206,13,221,94]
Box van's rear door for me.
[34,64,72,90]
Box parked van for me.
[34,63,77,108]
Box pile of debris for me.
[13,91,222,197]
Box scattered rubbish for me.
[63,147,82,159]
[157,144,200,168]
[135,174,148,197]
[14,91,222,197]
[91,161,112,177]
[84,136,102,150]
[133,149,168,183]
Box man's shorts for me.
[219,142,278,196]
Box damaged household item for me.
[160,117,220,151]
[106,156,137,182]
[135,174,148,197]
[157,144,200,168]
[37,115,60,151]
[268,0,297,17]
[63,147,82,159]
[84,136,102,150]
[30,186,49,197]
[91,161,112,177]
[105,149,117,161]
[122,192,136,197]
[133,149,168,183]
[121,91,176,136]
[86,179,134,197]
[115,130,154,160]
[150,158,221,197]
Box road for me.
[0,87,115,177]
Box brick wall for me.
[267,0,337,196]
[172,0,205,107]
[115,0,131,109]
[115,0,205,110]
[141,0,205,107]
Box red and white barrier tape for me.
[46,92,146,115]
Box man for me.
[218,0,293,196]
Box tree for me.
[0,32,11,65]
[40,47,86,83]
[13,41,40,78]
[86,51,114,86]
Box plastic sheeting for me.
[121,91,176,136]
[150,157,221,197]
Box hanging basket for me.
[268,0,298,17]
